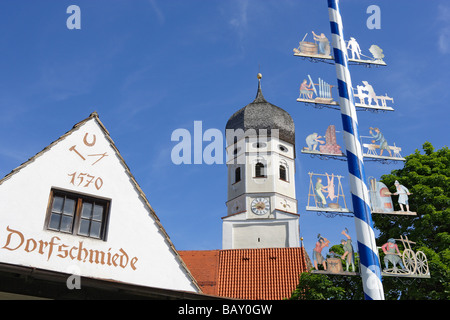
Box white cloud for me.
[229,0,249,29]
[438,28,450,54]
[0,147,27,163]
[149,0,165,25]
[437,4,450,54]
[228,0,250,42]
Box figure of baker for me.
[393,181,411,212]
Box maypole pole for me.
[327,0,385,300]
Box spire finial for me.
[257,73,262,91]
[254,73,266,102]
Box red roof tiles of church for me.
[180,247,309,300]
[179,250,220,296]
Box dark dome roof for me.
[226,80,295,146]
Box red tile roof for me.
[180,247,310,300]
[179,250,220,296]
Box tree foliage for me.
[289,272,347,300]
[291,142,449,300]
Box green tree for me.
[289,272,347,300]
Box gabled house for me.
[0,112,211,299]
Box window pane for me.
[63,198,76,215]
[60,215,73,233]
[78,219,90,236]
[255,163,265,177]
[93,204,104,221]
[235,167,241,183]
[52,196,64,213]
[48,213,61,230]
[47,190,109,240]
[90,221,102,238]
[81,202,93,219]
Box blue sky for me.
[0,0,449,255]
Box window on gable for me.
[46,189,110,241]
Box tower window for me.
[253,142,267,149]
[279,165,288,181]
[255,162,265,178]
[235,167,241,183]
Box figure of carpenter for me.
[369,127,392,157]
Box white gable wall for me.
[0,117,198,293]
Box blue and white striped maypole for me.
[327,0,385,300]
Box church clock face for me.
[251,197,270,215]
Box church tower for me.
[222,74,300,249]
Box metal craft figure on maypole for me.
[327,0,384,300]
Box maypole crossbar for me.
[327,0,385,300]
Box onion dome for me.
[226,74,295,146]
